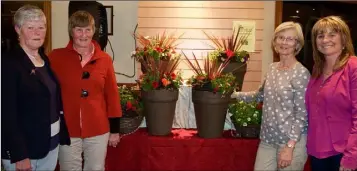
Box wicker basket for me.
[119,115,144,134]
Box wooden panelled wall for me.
[137,1,264,91]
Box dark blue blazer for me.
[1,45,70,163]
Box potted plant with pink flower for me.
[203,27,252,91]
[182,52,236,138]
[131,31,183,136]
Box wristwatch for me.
[286,142,295,148]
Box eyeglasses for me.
[276,36,297,44]
[82,71,90,79]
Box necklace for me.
[26,53,44,67]
[20,44,44,67]
[277,61,297,71]
[27,53,39,60]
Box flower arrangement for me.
[229,100,263,127]
[132,31,184,91]
[131,31,184,62]
[138,68,183,91]
[203,27,252,64]
[183,52,237,95]
[118,85,143,117]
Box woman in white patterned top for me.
[231,21,310,171]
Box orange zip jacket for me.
[49,40,122,138]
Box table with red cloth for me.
[105,128,311,171]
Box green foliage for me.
[131,31,183,61]
[139,70,183,92]
[208,49,250,63]
[183,52,237,95]
[132,31,183,92]
[210,73,237,94]
[203,27,252,63]
[118,85,143,117]
[186,72,237,95]
[229,100,263,127]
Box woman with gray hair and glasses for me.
[1,4,70,171]
[231,21,310,170]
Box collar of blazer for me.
[12,44,50,72]
[65,40,107,64]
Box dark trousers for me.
[310,154,343,171]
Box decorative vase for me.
[142,89,178,136]
[221,62,247,91]
[192,90,231,138]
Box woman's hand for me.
[339,166,354,171]
[108,133,120,147]
[230,91,238,99]
[278,146,294,169]
[16,158,32,171]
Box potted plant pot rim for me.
[142,89,179,102]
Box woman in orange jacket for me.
[49,11,122,170]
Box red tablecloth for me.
[105,128,311,171]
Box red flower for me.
[152,81,159,89]
[213,87,219,92]
[256,102,263,110]
[155,47,163,53]
[197,75,205,81]
[170,73,176,80]
[226,50,234,59]
[161,78,171,87]
[126,101,133,110]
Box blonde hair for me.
[311,16,355,78]
[14,4,46,28]
[68,11,96,39]
[272,21,304,56]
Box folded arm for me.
[341,65,357,170]
[288,68,310,142]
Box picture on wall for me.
[105,5,113,35]
[233,21,256,53]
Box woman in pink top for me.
[305,16,357,171]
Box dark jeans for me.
[310,154,343,171]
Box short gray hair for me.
[13,4,46,28]
[271,21,304,55]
